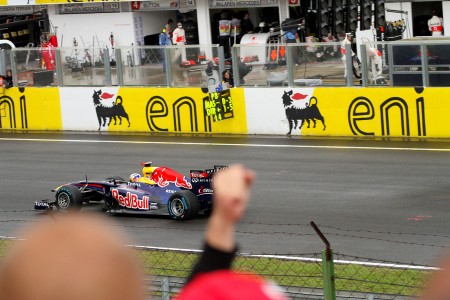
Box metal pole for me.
[231,46,240,87]
[420,44,429,87]
[387,43,394,86]
[311,221,336,300]
[103,48,112,86]
[161,277,170,300]
[164,47,172,87]
[54,48,63,87]
[345,43,353,87]
[115,48,123,86]
[218,46,225,81]
[0,50,6,77]
[360,44,368,87]
[10,50,17,88]
[286,44,294,87]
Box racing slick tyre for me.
[168,190,200,221]
[55,185,83,212]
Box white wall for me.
[50,12,136,49]
[386,2,413,39]
[443,1,450,37]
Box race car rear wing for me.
[189,165,227,194]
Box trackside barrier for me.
[2,40,450,88]
[0,223,434,300]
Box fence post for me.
[311,221,336,300]
[55,48,63,86]
[345,43,354,87]
[161,277,170,300]
[103,48,112,86]
[115,48,123,86]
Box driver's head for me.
[0,213,145,300]
[129,173,141,182]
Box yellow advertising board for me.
[299,87,448,138]
[108,87,247,134]
[35,0,119,3]
[1,87,62,130]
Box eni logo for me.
[348,88,426,137]
[0,87,27,129]
[146,93,217,133]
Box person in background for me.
[2,69,13,88]
[340,32,355,78]
[173,22,187,63]
[218,12,231,58]
[428,10,443,36]
[48,32,58,47]
[41,36,55,71]
[240,12,254,35]
[230,13,241,46]
[159,27,171,72]
[282,24,299,66]
[165,19,174,38]
[222,69,233,88]
[0,213,145,300]
[176,164,288,300]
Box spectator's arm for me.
[186,165,255,283]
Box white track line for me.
[0,137,449,152]
[0,235,436,270]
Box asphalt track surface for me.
[1,132,450,266]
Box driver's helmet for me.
[129,173,141,182]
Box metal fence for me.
[1,39,450,89]
[0,220,436,300]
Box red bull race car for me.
[34,162,225,221]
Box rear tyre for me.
[168,190,200,221]
[55,185,83,212]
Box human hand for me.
[212,164,255,224]
[206,164,255,252]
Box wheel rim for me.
[57,192,70,210]
[171,198,185,217]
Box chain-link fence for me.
[0,220,437,300]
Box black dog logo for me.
[92,90,130,131]
[282,90,326,135]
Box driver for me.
[129,162,156,185]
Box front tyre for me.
[168,190,200,221]
[55,185,83,212]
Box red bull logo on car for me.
[111,189,149,210]
[150,167,192,189]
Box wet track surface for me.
[1,132,450,266]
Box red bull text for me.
[112,189,149,210]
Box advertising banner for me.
[131,0,179,10]
[1,87,62,130]
[59,87,247,134]
[244,87,450,138]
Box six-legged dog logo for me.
[92,90,130,131]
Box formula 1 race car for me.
[34,163,225,221]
